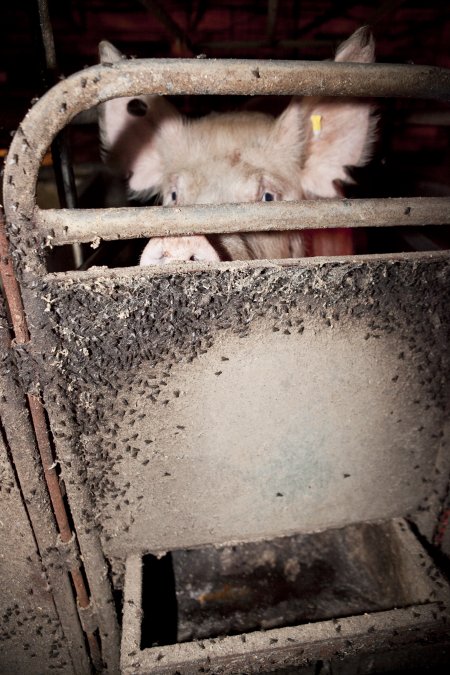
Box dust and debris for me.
[25,254,450,563]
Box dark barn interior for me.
[1,2,450,675]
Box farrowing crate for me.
[1,53,450,674]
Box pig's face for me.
[149,112,304,207]
[100,93,306,208]
[98,28,376,263]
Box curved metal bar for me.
[3,59,450,223]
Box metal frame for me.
[0,210,103,670]
[0,289,91,674]
[3,57,450,275]
[2,50,450,675]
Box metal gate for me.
[1,48,450,674]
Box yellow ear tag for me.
[311,114,322,139]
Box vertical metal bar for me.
[0,207,101,670]
[0,314,91,674]
[35,0,83,268]
[37,0,57,72]
[266,0,279,43]
[26,395,106,672]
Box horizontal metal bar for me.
[4,60,450,226]
[37,197,450,245]
[30,58,450,103]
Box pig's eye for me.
[262,192,275,202]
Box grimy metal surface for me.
[1,47,450,675]
[34,252,450,558]
[121,519,450,674]
[0,431,79,674]
[0,208,102,670]
[38,196,450,245]
[0,298,90,675]
[169,521,441,642]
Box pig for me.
[98,27,376,265]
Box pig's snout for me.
[140,235,220,266]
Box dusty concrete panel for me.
[33,253,449,558]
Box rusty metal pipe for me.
[27,394,73,541]
[36,197,450,245]
[0,207,102,669]
[1,209,72,539]
[26,397,102,670]
[0,224,30,342]
[27,393,103,669]
[0,298,91,673]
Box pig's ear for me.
[99,40,124,65]
[334,25,375,64]
[98,41,182,195]
[299,27,377,198]
[271,101,306,164]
